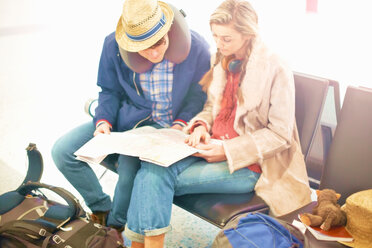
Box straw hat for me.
[339,189,372,248]
[116,0,174,52]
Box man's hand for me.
[94,122,111,136]
[185,125,210,147]
[171,124,184,131]
[193,143,227,163]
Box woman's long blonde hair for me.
[199,0,259,96]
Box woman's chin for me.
[219,50,232,57]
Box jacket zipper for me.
[132,72,151,129]
[133,72,140,96]
[133,115,151,129]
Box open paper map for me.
[74,126,222,167]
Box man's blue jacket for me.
[93,31,210,131]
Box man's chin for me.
[148,57,164,64]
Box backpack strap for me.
[17,182,86,221]
[0,219,55,245]
[0,234,28,248]
[16,143,43,190]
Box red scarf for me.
[211,72,261,173]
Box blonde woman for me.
[125,0,312,247]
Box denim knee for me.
[51,122,95,171]
[51,136,74,172]
[141,161,175,177]
[140,157,197,180]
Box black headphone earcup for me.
[222,55,242,73]
[221,56,231,71]
[228,59,242,74]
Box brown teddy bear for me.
[299,189,347,231]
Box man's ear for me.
[336,193,341,200]
[316,190,321,196]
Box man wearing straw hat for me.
[51,0,210,243]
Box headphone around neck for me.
[222,56,242,74]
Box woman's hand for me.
[185,125,210,147]
[193,143,227,163]
[94,122,111,136]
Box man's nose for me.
[150,49,159,58]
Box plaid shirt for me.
[139,60,175,127]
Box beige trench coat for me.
[186,38,312,216]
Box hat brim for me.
[115,1,174,52]
[338,240,372,248]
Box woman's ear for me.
[336,193,341,200]
[316,190,321,196]
[243,34,253,43]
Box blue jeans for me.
[51,121,141,228]
[124,157,260,242]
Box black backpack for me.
[0,143,125,248]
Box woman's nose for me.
[216,39,223,49]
